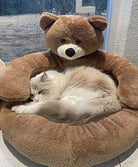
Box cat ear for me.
[88,15,107,31]
[41,72,47,82]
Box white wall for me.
[124,0,138,65]
[108,0,138,66]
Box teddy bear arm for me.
[99,50,138,109]
[0,51,57,101]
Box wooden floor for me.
[0,131,137,167]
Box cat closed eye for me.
[30,93,34,99]
[38,90,43,94]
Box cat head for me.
[30,71,60,103]
[39,12,107,60]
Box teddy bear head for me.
[39,12,107,60]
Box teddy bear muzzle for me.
[57,43,85,60]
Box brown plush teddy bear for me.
[0,13,138,167]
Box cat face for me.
[30,71,60,103]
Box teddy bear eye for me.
[61,39,66,44]
[76,39,81,45]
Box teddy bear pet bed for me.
[0,13,138,167]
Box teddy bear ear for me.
[88,15,107,31]
[39,12,59,31]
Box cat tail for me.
[35,100,92,125]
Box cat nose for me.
[65,48,75,57]
[35,99,39,103]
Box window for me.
[0,0,110,63]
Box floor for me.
[0,131,138,167]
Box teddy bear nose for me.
[65,48,75,57]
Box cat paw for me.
[11,105,29,114]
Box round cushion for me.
[0,108,138,167]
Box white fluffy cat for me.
[12,66,122,125]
